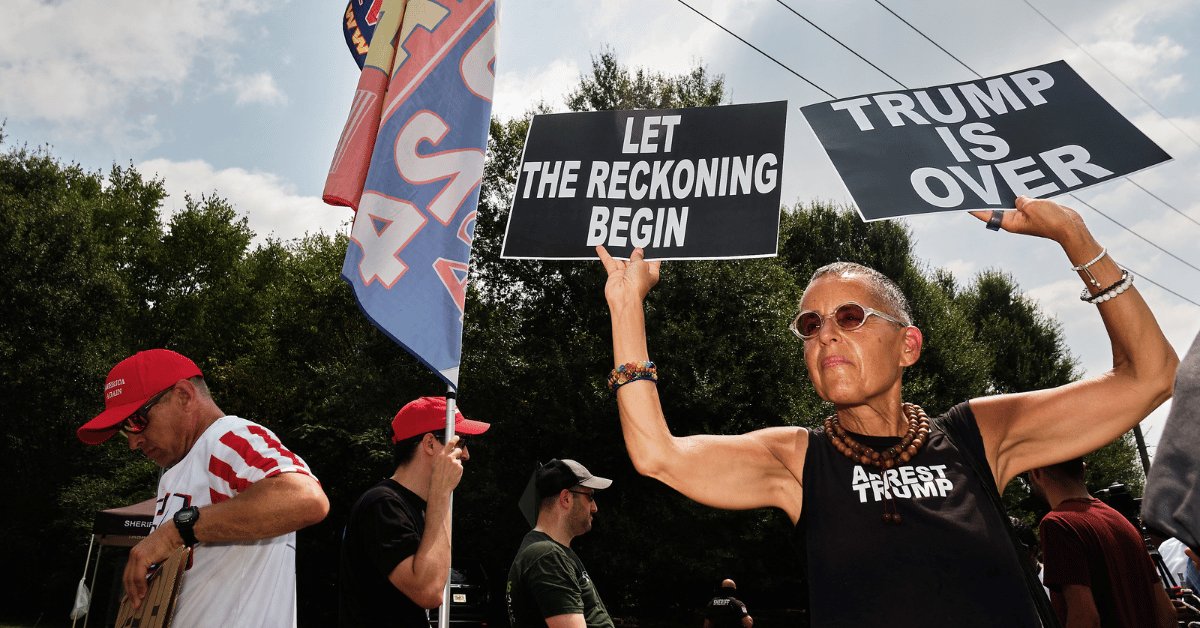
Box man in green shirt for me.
[507,459,613,628]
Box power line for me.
[679,0,1200,305]
[871,0,980,79]
[870,0,1200,297]
[1069,192,1200,274]
[1022,0,1200,150]
[1124,177,1200,229]
[673,0,834,99]
[774,0,906,89]
[1068,193,1200,307]
[1118,270,1198,309]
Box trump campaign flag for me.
[325,0,497,389]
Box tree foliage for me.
[0,51,1147,626]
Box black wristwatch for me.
[174,506,200,546]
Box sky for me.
[3,0,1198,461]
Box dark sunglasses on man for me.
[119,386,173,438]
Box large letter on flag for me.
[326,0,497,389]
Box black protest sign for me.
[800,61,1171,221]
[501,101,787,260]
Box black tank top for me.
[796,402,1040,627]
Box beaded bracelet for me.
[1070,248,1107,290]
[608,361,657,391]
[1081,269,1133,304]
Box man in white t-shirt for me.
[78,349,330,628]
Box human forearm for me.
[972,199,1179,481]
[1057,211,1177,414]
[545,613,588,628]
[602,247,676,478]
[123,471,327,609]
[195,471,329,542]
[600,246,804,519]
[1062,584,1101,628]
[609,298,674,473]
[390,489,453,608]
[607,274,732,491]
[1154,584,1178,628]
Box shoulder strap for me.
[937,415,1061,628]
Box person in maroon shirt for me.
[1028,458,1176,628]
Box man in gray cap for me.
[507,459,613,628]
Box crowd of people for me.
[76,197,1200,628]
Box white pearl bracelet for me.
[1081,269,1133,304]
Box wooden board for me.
[114,545,191,628]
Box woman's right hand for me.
[597,246,661,309]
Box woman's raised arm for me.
[599,246,806,521]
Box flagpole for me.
[439,385,456,628]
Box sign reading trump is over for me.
[501,101,787,260]
[801,61,1170,221]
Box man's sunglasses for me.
[119,387,172,437]
[789,301,907,340]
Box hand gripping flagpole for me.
[439,385,456,628]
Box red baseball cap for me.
[77,349,203,445]
[391,397,490,443]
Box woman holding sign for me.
[597,196,1177,628]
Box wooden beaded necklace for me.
[824,403,932,523]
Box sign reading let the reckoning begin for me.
[500,101,787,260]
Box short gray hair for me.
[801,262,912,326]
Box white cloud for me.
[137,158,347,247]
[492,58,580,121]
[228,72,288,106]
[1042,1,1191,102]
[1086,34,1187,98]
[0,0,274,134]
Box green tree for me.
[454,48,1147,621]
[955,270,1080,394]
[0,143,170,618]
[946,269,1144,522]
[566,46,727,112]
[0,47,1149,627]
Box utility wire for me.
[876,1,1199,234]
[1069,193,1200,307]
[774,0,906,89]
[1125,177,1200,229]
[871,0,980,79]
[1022,0,1200,150]
[674,0,834,99]
[682,0,1200,304]
[870,0,1200,298]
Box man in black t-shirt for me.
[703,579,752,628]
[507,459,613,628]
[339,397,490,628]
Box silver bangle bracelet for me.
[1071,248,1107,289]
[1070,248,1107,271]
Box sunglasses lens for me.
[798,312,823,337]
[126,413,148,434]
[833,303,868,330]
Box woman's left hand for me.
[970,196,1088,245]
